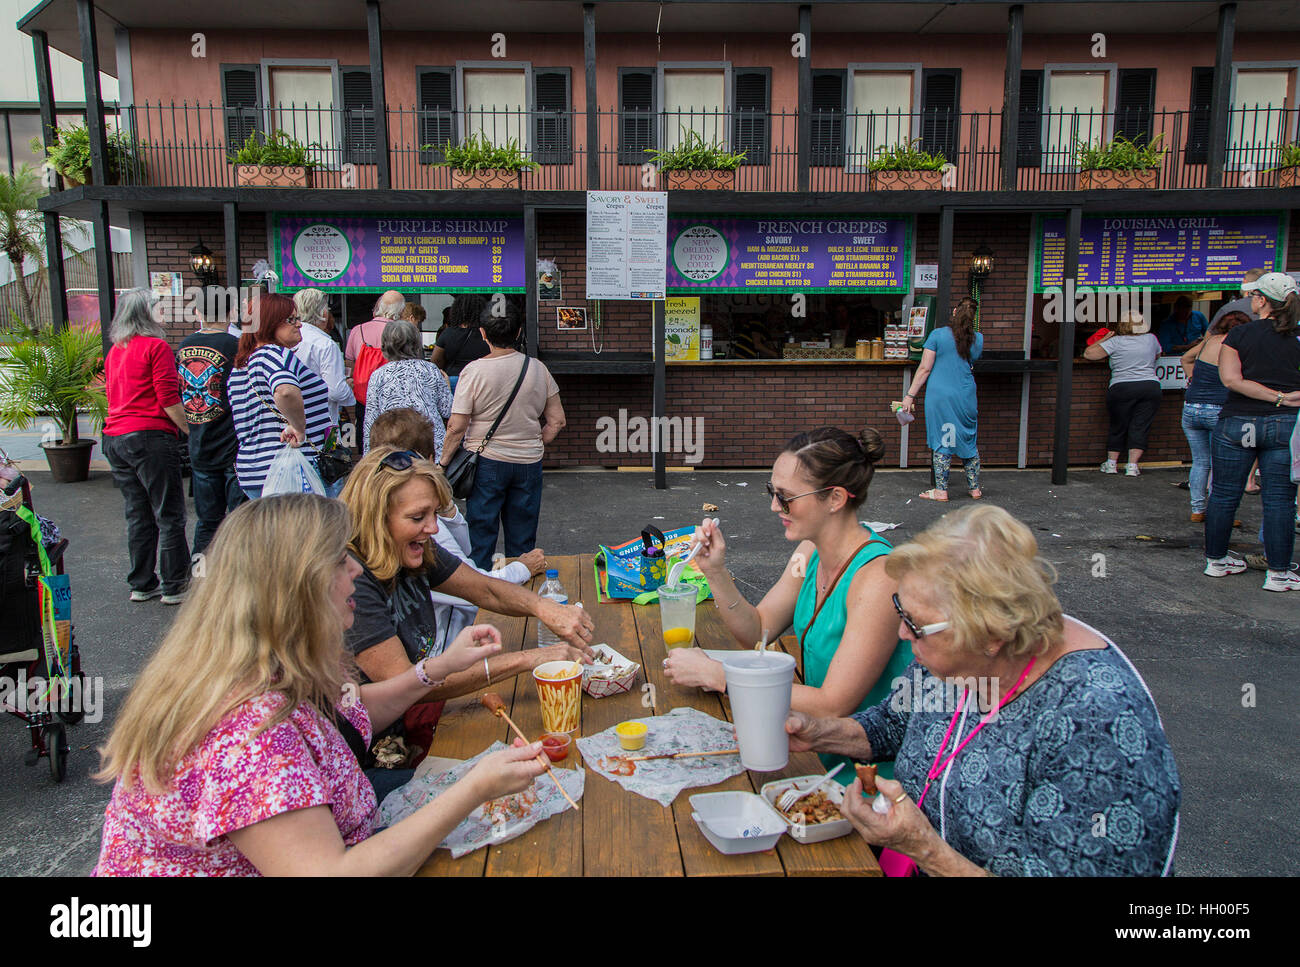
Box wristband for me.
[414,658,445,688]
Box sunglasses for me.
[892,593,951,639]
[765,481,854,515]
[380,450,421,472]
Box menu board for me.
[1036,213,1281,291]
[666,216,911,293]
[274,214,524,292]
[585,191,668,300]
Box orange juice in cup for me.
[658,583,697,649]
[532,660,582,734]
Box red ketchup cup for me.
[541,733,571,762]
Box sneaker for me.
[1204,555,1247,577]
[1263,568,1300,592]
[161,587,188,606]
[129,587,163,602]
[1100,460,1118,474]
[1125,463,1141,477]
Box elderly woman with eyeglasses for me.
[664,426,912,785]
[785,504,1181,877]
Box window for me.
[732,68,771,166]
[533,69,572,164]
[417,67,457,164]
[661,66,728,151]
[7,114,43,173]
[1043,67,1113,169]
[462,69,528,150]
[267,66,336,154]
[619,68,656,164]
[920,69,961,160]
[341,67,375,165]
[1114,69,1155,145]
[1229,68,1294,170]
[848,65,919,167]
[221,65,262,149]
[1184,67,1215,164]
[810,70,845,166]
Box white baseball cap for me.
[1241,271,1299,303]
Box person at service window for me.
[1157,294,1209,354]
[1083,309,1161,477]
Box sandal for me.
[969,489,983,500]
[919,489,949,502]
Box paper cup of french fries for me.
[533,660,583,734]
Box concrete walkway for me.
[0,462,1294,876]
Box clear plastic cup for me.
[657,583,697,649]
[722,652,797,771]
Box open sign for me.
[1154,355,1189,390]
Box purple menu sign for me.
[665,216,912,293]
[1037,213,1281,291]
[274,214,524,292]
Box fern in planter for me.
[1077,134,1166,170]
[37,125,146,184]
[867,140,947,171]
[229,129,320,168]
[644,130,746,170]
[1269,141,1300,171]
[430,134,539,172]
[0,315,107,445]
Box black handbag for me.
[249,376,352,485]
[444,356,530,500]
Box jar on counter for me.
[700,325,713,360]
[855,339,871,360]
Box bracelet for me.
[1276,392,1284,407]
[484,657,491,685]
[414,658,445,688]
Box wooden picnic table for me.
[416,553,882,877]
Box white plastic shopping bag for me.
[262,444,326,496]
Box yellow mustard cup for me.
[616,721,648,751]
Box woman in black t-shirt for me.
[1204,272,1300,592]
[431,294,490,392]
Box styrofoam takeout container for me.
[581,643,640,698]
[688,791,788,855]
[760,775,853,844]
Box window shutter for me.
[1185,67,1215,164]
[341,67,376,164]
[619,69,656,164]
[1115,69,1155,145]
[418,68,457,164]
[732,68,770,166]
[221,65,261,150]
[920,68,960,160]
[534,69,572,164]
[1017,70,1043,167]
[811,70,846,166]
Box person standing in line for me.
[431,294,490,395]
[903,296,984,501]
[101,289,190,605]
[293,288,356,433]
[1084,309,1162,477]
[1209,269,1266,494]
[345,290,406,432]
[361,320,454,457]
[177,286,245,557]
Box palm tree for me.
[0,164,87,328]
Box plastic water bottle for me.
[537,569,568,647]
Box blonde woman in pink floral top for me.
[94,494,548,877]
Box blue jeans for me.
[466,455,543,569]
[191,463,246,556]
[1206,411,1299,570]
[1181,402,1221,514]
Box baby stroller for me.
[0,448,84,782]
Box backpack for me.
[351,322,387,404]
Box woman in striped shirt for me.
[228,293,335,499]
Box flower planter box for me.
[665,169,736,190]
[869,169,944,190]
[235,164,313,188]
[1277,166,1299,188]
[1078,168,1159,190]
[449,168,523,189]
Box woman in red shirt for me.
[101,288,190,604]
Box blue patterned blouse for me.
[851,617,1180,876]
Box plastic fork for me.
[665,517,719,588]
[776,763,845,812]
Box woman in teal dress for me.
[663,426,913,782]
[903,296,984,501]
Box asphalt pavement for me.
[1,463,1295,876]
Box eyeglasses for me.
[765,481,854,515]
[892,593,951,639]
[380,450,421,472]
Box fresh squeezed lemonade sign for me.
[292,224,352,282]
[664,296,701,360]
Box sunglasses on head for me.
[764,481,854,515]
[892,593,951,639]
[380,450,422,472]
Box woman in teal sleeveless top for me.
[665,426,911,786]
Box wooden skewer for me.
[625,748,740,763]
[481,692,580,812]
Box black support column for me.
[524,206,538,357]
[223,202,240,290]
[1000,4,1024,190]
[76,0,114,351]
[33,29,67,331]
[652,300,666,489]
[584,4,599,189]
[1051,207,1081,485]
[796,5,812,192]
[1206,2,1236,188]
[936,207,954,329]
[366,0,391,189]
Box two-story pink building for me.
[20,0,1300,481]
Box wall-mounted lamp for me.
[190,238,217,287]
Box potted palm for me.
[1270,141,1300,188]
[37,124,145,186]
[867,140,947,190]
[1077,134,1166,189]
[0,165,90,328]
[644,130,746,189]
[431,133,538,188]
[230,129,318,187]
[0,317,107,482]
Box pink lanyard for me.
[916,658,1036,809]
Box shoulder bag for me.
[443,356,530,500]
